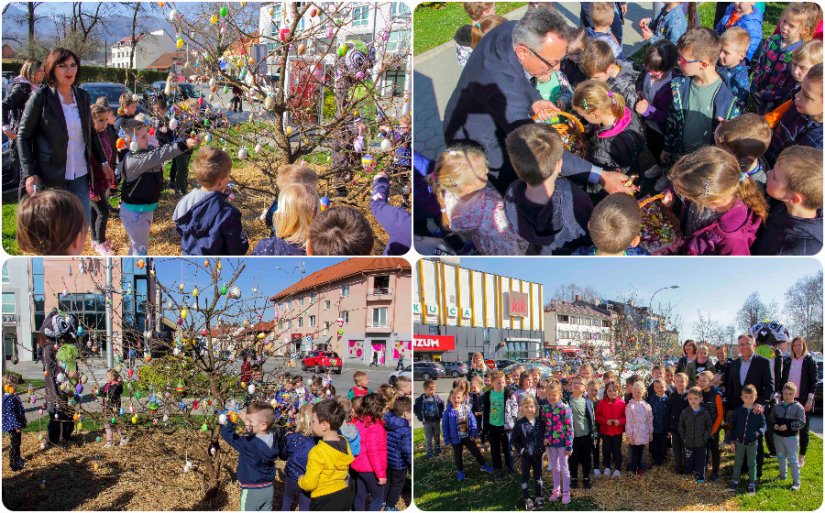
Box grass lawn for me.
[414,3,528,55]
[3,200,18,255]
[413,427,824,511]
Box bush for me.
[2,60,168,86]
[136,357,221,393]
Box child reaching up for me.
[299,400,355,510]
[572,80,645,175]
[432,146,527,255]
[262,164,319,237]
[16,189,87,255]
[370,172,411,255]
[253,183,318,255]
[173,146,249,255]
[2,374,27,471]
[281,404,316,511]
[669,146,768,255]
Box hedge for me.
[2,60,169,86]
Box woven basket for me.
[534,110,589,159]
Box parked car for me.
[495,359,519,370]
[413,361,446,380]
[442,361,468,378]
[816,360,823,413]
[500,362,554,380]
[390,365,412,382]
[79,82,134,108]
[301,351,342,374]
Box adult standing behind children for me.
[1,58,44,199]
[17,48,115,225]
[442,7,635,196]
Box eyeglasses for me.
[525,46,561,73]
[678,54,701,66]
[56,63,78,70]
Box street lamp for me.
[649,285,679,362]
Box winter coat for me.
[351,418,388,478]
[678,406,713,448]
[647,394,669,434]
[717,61,751,112]
[764,102,823,167]
[541,400,574,449]
[663,75,740,157]
[701,387,725,434]
[173,189,249,255]
[99,380,123,416]
[754,204,823,256]
[751,35,804,113]
[2,393,27,432]
[89,128,116,198]
[443,186,528,255]
[482,387,519,431]
[587,107,646,174]
[595,396,626,436]
[568,396,598,440]
[339,422,361,457]
[347,386,373,401]
[118,141,188,207]
[779,353,819,403]
[442,402,478,445]
[625,398,653,445]
[414,393,445,422]
[724,406,766,445]
[503,178,592,255]
[666,390,689,433]
[385,412,412,470]
[637,70,675,128]
[298,436,354,498]
[681,199,762,256]
[512,416,546,460]
[371,175,411,255]
[647,5,688,44]
[220,422,281,486]
[252,237,305,256]
[715,4,764,61]
[2,77,35,135]
[769,401,807,437]
[280,432,316,482]
[607,62,640,108]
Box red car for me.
[301,351,343,374]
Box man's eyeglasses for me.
[525,46,561,73]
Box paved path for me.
[413,2,652,160]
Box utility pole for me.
[105,257,114,368]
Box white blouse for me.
[59,90,87,180]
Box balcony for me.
[365,321,391,333]
[367,288,393,301]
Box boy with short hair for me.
[454,2,496,67]
[117,117,198,255]
[579,39,639,107]
[717,27,752,111]
[348,371,373,400]
[567,375,596,489]
[503,124,592,255]
[667,373,690,474]
[575,193,648,255]
[764,63,823,167]
[662,28,740,170]
[173,146,249,255]
[221,401,282,511]
[482,370,518,480]
[725,384,767,494]
[770,382,807,491]
[714,2,763,62]
[414,379,445,459]
[395,375,412,397]
[678,386,713,483]
[756,146,823,255]
[586,3,624,59]
[308,206,375,255]
[299,399,355,510]
[714,113,772,186]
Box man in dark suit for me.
[442,7,634,196]
[725,334,774,479]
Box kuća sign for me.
[413,335,455,351]
[508,292,529,317]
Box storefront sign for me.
[413,335,455,351]
[448,306,457,317]
[508,292,528,317]
[427,305,438,316]
[413,303,421,315]
[462,307,471,319]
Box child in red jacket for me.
[351,393,388,511]
[595,381,626,477]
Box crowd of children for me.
[14,90,412,257]
[415,344,812,511]
[221,369,411,511]
[418,2,823,256]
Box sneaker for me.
[102,442,115,448]
[119,436,129,446]
[426,452,434,460]
[799,455,805,468]
[778,473,787,481]
[653,174,669,192]
[612,469,621,478]
[584,478,592,490]
[535,497,545,508]
[603,468,611,477]
[727,481,739,491]
[791,483,801,491]
[747,483,756,495]
[457,471,464,482]
[644,164,664,179]
[570,478,579,489]
[549,489,561,502]
[765,453,775,459]
[593,468,602,477]
[696,479,705,484]
[481,464,494,474]
[561,492,571,505]
[524,498,535,511]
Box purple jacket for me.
[638,72,674,126]
[681,199,761,255]
[371,175,411,255]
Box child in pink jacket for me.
[625,381,654,475]
[351,393,388,511]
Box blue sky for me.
[451,258,822,339]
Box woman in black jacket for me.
[780,337,819,466]
[2,58,44,198]
[675,339,698,375]
[17,48,114,226]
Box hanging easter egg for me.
[129,140,139,153]
[361,154,376,171]
[179,401,186,410]
[180,308,188,319]
[131,414,138,424]
[75,383,83,395]
[177,317,183,326]
[337,328,344,336]
[355,70,365,81]
[96,436,102,443]
[297,43,306,55]
[176,37,184,49]
[320,196,331,212]
[218,413,227,425]
[144,352,152,363]
[77,421,83,430]
[264,95,276,111]
[219,285,228,295]
[116,137,127,150]
[220,5,228,17]
[205,132,213,143]
[353,135,364,152]
[238,147,248,160]
[169,117,178,131]
[204,118,211,128]
[169,9,177,21]
[173,346,181,356]
[162,414,169,422]
[286,126,293,137]
[326,24,334,38]
[247,383,256,394]
[254,143,263,154]
[229,411,239,423]
[230,286,241,298]
[380,138,393,152]
[279,28,290,42]
[110,417,117,424]
[401,184,411,195]
[176,380,185,394]
[257,332,265,339]
[201,329,208,337]
[119,407,125,416]
[337,43,348,58]
[192,286,199,298]
[135,390,142,399]
[210,14,218,24]
[201,422,209,432]
[193,400,199,410]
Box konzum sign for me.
[413,335,456,351]
[508,291,529,317]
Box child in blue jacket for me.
[714,2,764,62]
[442,387,493,481]
[221,401,282,511]
[2,374,27,471]
[385,396,412,511]
[371,172,411,255]
[280,404,317,511]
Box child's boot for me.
[481,464,494,474]
[562,491,571,505]
[584,478,592,489]
[570,477,578,489]
[457,471,465,482]
[524,498,535,511]
[549,488,561,502]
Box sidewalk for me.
[413,2,651,160]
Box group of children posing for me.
[16,92,412,257]
[415,359,808,510]
[425,2,823,256]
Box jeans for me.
[487,424,509,470]
[423,420,441,454]
[732,441,758,484]
[628,444,645,473]
[353,471,385,511]
[685,445,707,481]
[452,437,486,472]
[569,435,593,479]
[519,452,543,499]
[774,434,801,484]
[118,207,154,255]
[90,196,109,243]
[601,434,623,471]
[64,174,91,226]
[282,478,311,511]
[385,467,407,509]
[547,446,570,493]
